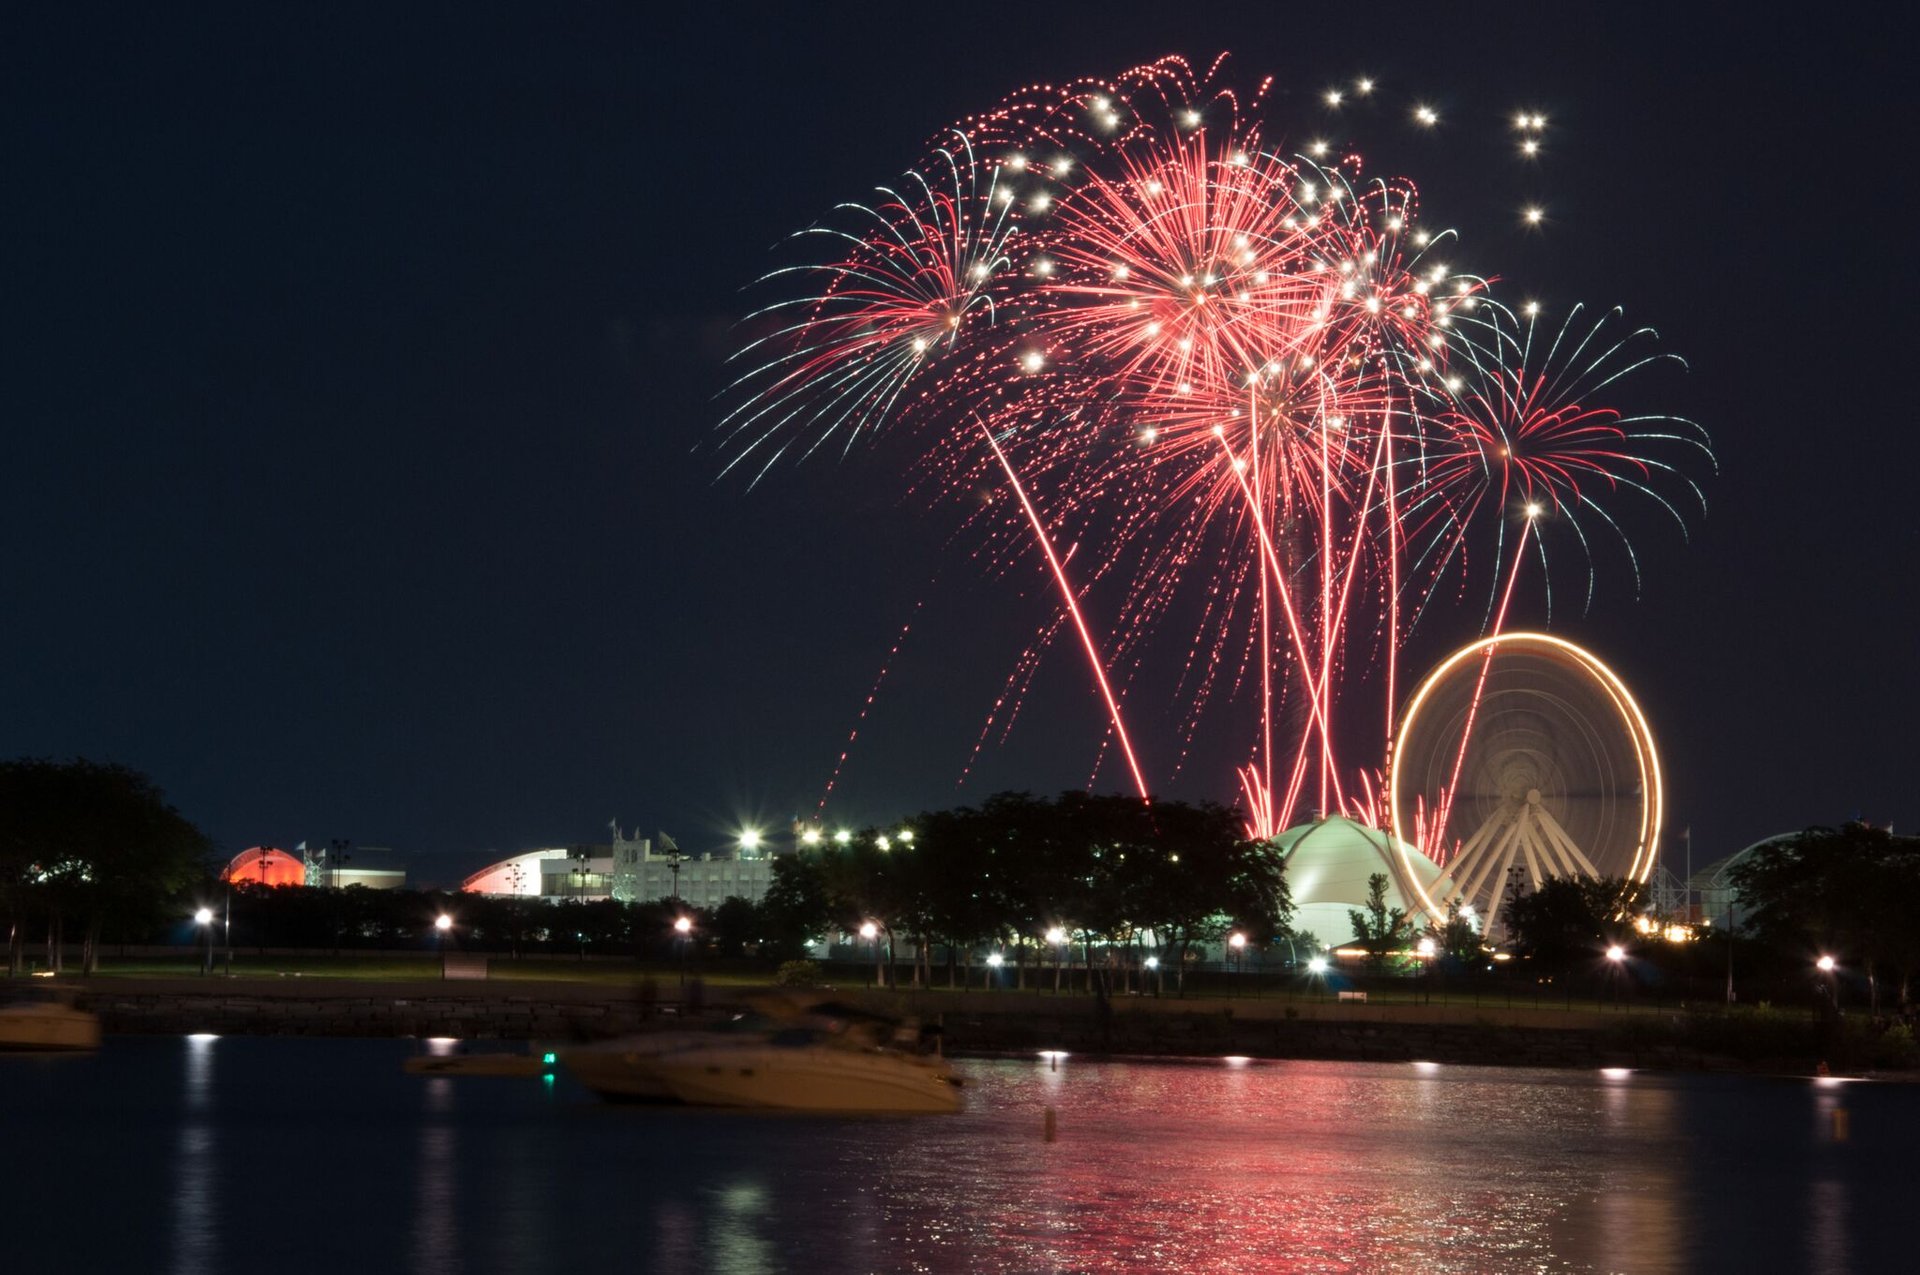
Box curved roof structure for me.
[1274,817,1445,948]
[461,848,571,897]
[222,846,306,887]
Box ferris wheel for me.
[1387,633,1663,931]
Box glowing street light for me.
[986,951,1004,991]
[1046,926,1068,993]
[434,914,453,934]
[193,907,214,975]
[738,828,763,853]
[859,921,883,988]
[673,915,693,989]
[1816,955,1836,972]
[1228,931,1248,981]
[800,828,822,847]
[1308,956,1329,975]
[1606,945,1626,962]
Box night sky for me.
[7,4,1916,884]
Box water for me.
[2,1037,1908,1273]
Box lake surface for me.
[2,1036,1908,1273]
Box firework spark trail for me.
[817,599,926,817]
[980,423,1151,801]
[1429,514,1536,859]
[721,55,1710,845]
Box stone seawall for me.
[71,980,1761,1072]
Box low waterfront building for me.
[460,827,780,909]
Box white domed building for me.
[1272,816,1445,951]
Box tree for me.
[0,758,212,974]
[1348,872,1415,972]
[757,854,832,960]
[1501,875,1642,977]
[1730,823,1920,1011]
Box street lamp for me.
[1228,931,1247,983]
[1046,926,1067,993]
[986,952,1004,990]
[1605,944,1626,1009]
[738,828,762,854]
[1816,955,1838,1019]
[1145,954,1162,997]
[860,921,881,988]
[674,915,693,988]
[193,907,214,975]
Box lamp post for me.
[860,921,880,988]
[986,951,1003,991]
[1228,932,1247,989]
[1816,954,1838,1021]
[1046,927,1067,994]
[193,908,214,975]
[674,915,692,988]
[1145,954,1161,997]
[1605,944,1626,1010]
[1308,954,1328,1002]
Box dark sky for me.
[6,4,1916,884]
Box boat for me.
[562,996,961,1113]
[641,1026,962,1114]
[0,986,102,1051]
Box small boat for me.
[643,1027,962,1114]
[560,1008,788,1102]
[563,998,960,1114]
[0,986,101,1052]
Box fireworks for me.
[720,55,1711,841]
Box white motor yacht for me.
[641,1026,962,1114]
[0,986,101,1051]
[564,997,960,1113]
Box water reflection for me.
[171,1035,219,1275]
[6,1041,1913,1273]
[410,1080,459,1274]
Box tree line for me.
[0,759,211,974]
[757,791,1292,991]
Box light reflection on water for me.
[2,1039,1912,1273]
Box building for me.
[221,846,308,887]
[1272,816,1446,951]
[458,826,779,909]
[609,827,777,909]
[460,847,614,902]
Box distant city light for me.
[434,914,453,932]
[193,908,213,925]
[674,916,693,935]
[738,828,763,851]
[859,921,878,940]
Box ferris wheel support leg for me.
[1534,805,1601,878]
[1517,821,1553,889]
[1464,814,1529,916]
[1440,810,1507,899]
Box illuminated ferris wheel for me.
[1388,633,1663,931]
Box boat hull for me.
[0,1006,101,1051]
[647,1046,962,1114]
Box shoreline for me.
[55,976,1901,1078]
